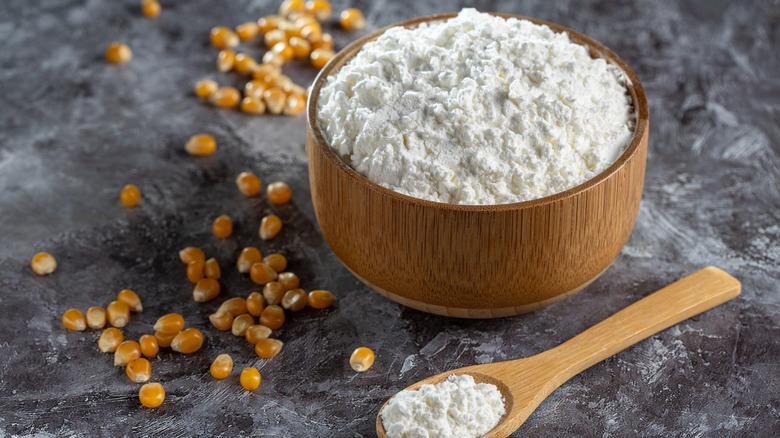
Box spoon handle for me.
[544,266,740,382]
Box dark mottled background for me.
[0,0,778,436]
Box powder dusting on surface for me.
[317,9,634,205]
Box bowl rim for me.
[306,11,650,212]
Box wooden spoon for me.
[376,266,740,437]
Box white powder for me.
[317,9,634,205]
[380,374,506,438]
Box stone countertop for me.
[0,0,778,436]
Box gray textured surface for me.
[0,0,778,436]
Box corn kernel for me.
[120,184,141,207]
[245,324,272,344]
[235,172,262,197]
[280,0,306,16]
[98,327,123,353]
[308,290,336,309]
[306,0,331,19]
[205,258,221,279]
[310,48,334,69]
[284,92,306,116]
[277,272,300,291]
[86,306,107,330]
[281,288,308,312]
[283,83,307,96]
[105,42,132,64]
[257,15,284,34]
[340,8,365,31]
[107,300,131,328]
[237,247,263,273]
[246,291,266,317]
[210,26,239,49]
[259,304,285,330]
[263,253,287,273]
[240,367,261,391]
[262,51,285,67]
[141,0,161,19]
[264,29,287,49]
[209,310,234,331]
[185,134,217,157]
[262,282,285,305]
[62,308,86,331]
[268,74,293,90]
[271,42,294,62]
[187,260,205,284]
[300,23,322,41]
[154,313,185,334]
[244,80,267,100]
[139,382,165,408]
[259,214,283,240]
[236,22,260,40]
[252,63,281,82]
[310,33,333,51]
[114,340,142,366]
[266,181,293,205]
[210,353,233,379]
[126,357,152,383]
[179,246,205,264]
[210,86,241,108]
[241,96,266,115]
[117,289,143,312]
[139,334,159,358]
[232,313,254,336]
[218,297,247,316]
[217,49,236,72]
[154,330,178,348]
[349,347,375,372]
[212,214,233,239]
[193,278,221,302]
[31,252,57,275]
[255,338,283,359]
[171,327,204,354]
[234,53,258,75]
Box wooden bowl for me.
[306,12,649,318]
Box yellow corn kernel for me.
[310,48,334,69]
[240,367,261,391]
[259,304,285,330]
[154,330,178,348]
[308,290,336,309]
[244,80,268,100]
[171,327,204,354]
[205,258,221,279]
[98,327,123,353]
[254,338,283,359]
[185,133,217,157]
[287,36,311,59]
[306,0,331,19]
[262,281,285,305]
[117,289,143,312]
[251,262,278,286]
[237,246,263,273]
[241,96,266,115]
[195,79,219,99]
[209,310,234,331]
[210,26,239,49]
[266,181,293,205]
[232,313,254,336]
[293,14,318,30]
[154,313,185,334]
[86,306,107,330]
[107,300,131,328]
[218,297,247,315]
[62,308,86,331]
[310,33,333,51]
[234,53,258,75]
[246,291,266,317]
[120,184,141,207]
[284,92,306,116]
[210,86,241,108]
[114,340,142,366]
[262,51,285,67]
[264,29,287,49]
[300,23,322,41]
[271,42,294,62]
[212,214,233,239]
[141,0,161,19]
[139,382,165,408]
[280,0,305,16]
[277,272,300,291]
[126,357,152,383]
[281,288,308,312]
[283,82,307,96]
[187,260,205,284]
[210,354,233,379]
[340,8,365,31]
[193,278,221,302]
[139,334,159,358]
[31,252,57,275]
[217,49,236,72]
[105,42,132,64]
[245,324,272,344]
[252,63,281,82]
[179,246,205,264]
[267,74,293,90]
[235,172,262,197]
[236,22,260,40]
[263,253,287,273]
[259,214,283,240]
[258,15,284,33]
[350,347,375,372]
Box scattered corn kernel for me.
[244,80,268,100]
[340,8,365,31]
[216,49,236,72]
[262,88,286,115]
[310,33,334,51]
[141,0,161,19]
[114,340,142,366]
[98,327,123,353]
[31,252,57,275]
[210,354,233,379]
[235,172,262,197]
[212,214,233,239]
[154,330,178,348]
[246,291,266,317]
[350,347,375,372]
[204,258,221,279]
[280,0,306,16]
[267,181,293,205]
[284,92,306,116]
[288,36,311,59]
[262,51,285,67]
[139,334,159,358]
[277,272,300,291]
[234,53,258,75]
[194,80,219,100]
[251,261,278,285]
[193,278,221,302]
[259,304,285,330]
[232,313,254,336]
[262,282,285,305]
[62,308,86,331]
[283,83,306,96]
[210,86,241,108]
[107,300,131,328]
[117,289,143,312]
[255,338,284,359]
[300,23,322,41]
[310,48,334,69]
[179,246,205,264]
[218,297,248,316]
[240,367,262,391]
[120,184,141,207]
[245,324,272,344]
[252,63,281,82]
[126,357,152,383]
[258,15,284,33]
[237,247,263,273]
[271,42,294,62]
[185,134,217,157]
[308,290,336,309]
[210,26,239,49]
[86,306,107,330]
[105,42,132,64]
[306,0,331,19]
[171,327,204,354]
[259,214,283,240]
[282,288,308,312]
[187,260,205,284]
[240,96,266,115]
[154,313,185,334]
[209,310,234,331]
[236,22,260,40]
[264,29,287,49]
[139,382,165,408]
[263,253,287,273]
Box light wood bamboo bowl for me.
[306,12,649,318]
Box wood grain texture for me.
[306,12,650,318]
[376,266,742,437]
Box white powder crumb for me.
[381,374,506,438]
[318,9,634,205]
